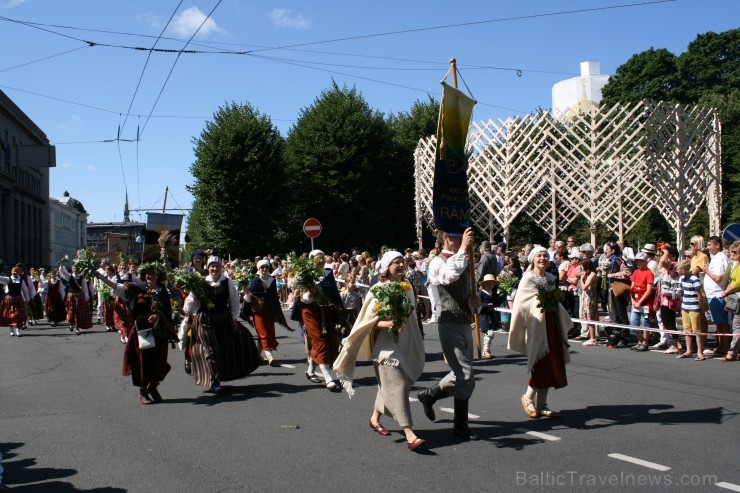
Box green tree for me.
[284,82,400,252]
[187,102,286,256]
[601,48,678,106]
[386,95,440,249]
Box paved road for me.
[2,314,739,492]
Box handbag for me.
[250,296,264,313]
[724,293,740,314]
[610,280,630,298]
[137,327,155,350]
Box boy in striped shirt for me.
[678,259,706,360]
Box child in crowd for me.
[629,252,655,351]
[579,259,599,346]
[340,278,363,328]
[677,259,706,360]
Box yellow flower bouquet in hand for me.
[370,281,413,343]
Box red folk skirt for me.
[529,312,568,389]
[301,304,339,366]
[0,295,27,328]
[66,292,92,329]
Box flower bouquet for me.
[287,252,323,291]
[172,268,214,310]
[232,259,257,289]
[74,248,99,278]
[370,281,413,343]
[497,271,520,296]
[98,283,114,304]
[533,276,564,313]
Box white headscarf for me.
[378,251,403,275]
[257,259,270,269]
[309,249,324,259]
[206,255,221,267]
[527,246,547,266]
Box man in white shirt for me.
[705,235,730,355]
[417,227,480,441]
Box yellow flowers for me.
[370,281,413,343]
[399,281,412,292]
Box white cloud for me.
[86,165,96,173]
[1,0,29,9]
[137,11,165,31]
[60,162,75,168]
[269,8,309,29]
[167,6,223,38]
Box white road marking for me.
[438,407,480,419]
[608,453,671,471]
[717,482,740,492]
[513,428,561,441]
[280,364,296,368]
[408,397,418,402]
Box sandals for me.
[538,407,560,418]
[676,353,693,359]
[369,420,391,436]
[520,394,539,418]
[305,372,321,383]
[581,340,597,346]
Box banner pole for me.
[450,57,481,359]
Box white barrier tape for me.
[491,307,734,338]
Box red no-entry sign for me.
[303,218,322,239]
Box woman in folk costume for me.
[244,259,293,366]
[59,263,92,335]
[25,267,44,326]
[1,265,31,336]
[45,269,67,326]
[181,251,207,375]
[334,251,427,451]
[98,264,118,332]
[290,249,345,392]
[113,261,135,344]
[184,256,260,395]
[508,246,572,419]
[95,262,173,405]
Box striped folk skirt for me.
[190,311,261,388]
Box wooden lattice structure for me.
[414,101,722,249]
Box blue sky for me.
[0,0,736,236]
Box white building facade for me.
[49,191,88,264]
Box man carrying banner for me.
[418,226,479,440]
[417,73,480,441]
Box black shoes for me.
[452,426,480,441]
[417,385,445,421]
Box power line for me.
[139,0,224,138]
[0,45,90,73]
[121,0,184,136]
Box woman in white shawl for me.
[508,246,572,419]
[334,251,427,451]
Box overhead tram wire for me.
[139,0,224,138]
[0,45,90,73]
[120,0,184,136]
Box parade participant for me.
[290,250,345,392]
[417,227,480,441]
[99,264,118,332]
[1,266,30,336]
[508,247,572,419]
[26,267,43,326]
[113,261,135,344]
[243,259,292,366]
[59,263,91,335]
[189,251,208,275]
[184,256,260,395]
[95,262,173,404]
[44,269,67,327]
[334,251,427,451]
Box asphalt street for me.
[1,313,739,493]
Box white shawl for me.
[507,271,572,373]
[333,283,426,398]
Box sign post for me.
[303,218,322,251]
